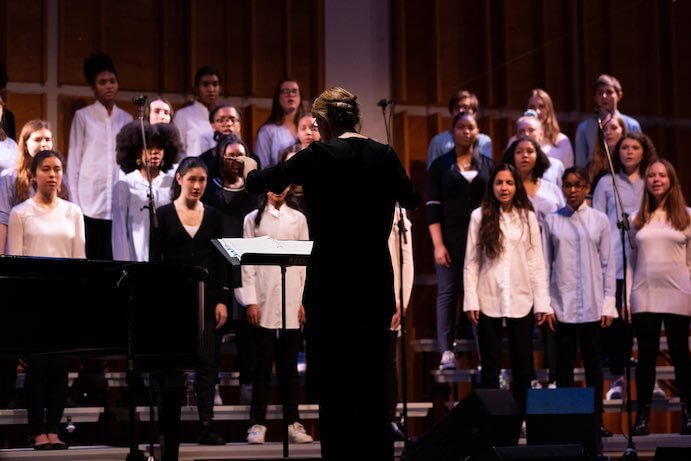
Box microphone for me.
[377,98,391,109]
[132,95,148,107]
[593,107,601,122]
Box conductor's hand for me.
[536,313,555,332]
[235,156,258,182]
[246,304,261,328]
[434,244,451,268]
[298,305,306,326]
[601,315,614,328]
[466,310,479,325]
[390,302,402,330]
[215,303,228,329]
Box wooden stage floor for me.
[1,435,690,460]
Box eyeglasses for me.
[280,88,299,96]
[214,116,240,125]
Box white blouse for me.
[630,209,691,316]
[463,207,553,318]
[7,198,85,259]
[235,204,309,329]
[111,170,174,262]
[173,101,214,158]
[67,101,133,220]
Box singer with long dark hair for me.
[151,157,229,448]
[242,87,419,461]
[463,164,554,406]
[629,159,691,436]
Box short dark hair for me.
[194,66,221,89]
[208,103,241,124]
[83,53,117,86]
[448,90,479,115]
[562,166,590,185]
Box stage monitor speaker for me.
[402,389,522,461]
[653,446,691,461]
[493,444,587,460]
[525,388,597,457]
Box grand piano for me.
[0,255,204,364]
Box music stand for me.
[213,236,313,459]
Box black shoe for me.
[50,442,68,450]
[198,421,226,445]
[33,443,52,451]
[600,425,612,438]
[631,403,651,436]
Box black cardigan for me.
[151,202,228,320]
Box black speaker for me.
[402,389,522,461]
[493,444,587,460]
[653,446,691,461]
[525,388,597,457]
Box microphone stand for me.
[595,109,638,461]
[380,98,411,449]
[132,97,157,461]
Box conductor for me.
[241,87,420,460]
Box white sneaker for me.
[247,424,266,444]
[606,378,625,400]
[531,380,543,389]
[653,381,667,399]
[214,384,223,406]
[547,381,557,389]
[288,422,313,443]
[439,350,456,370]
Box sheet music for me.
[215,236,313,266]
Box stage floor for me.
[0,435,689,460]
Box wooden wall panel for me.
[250,0,287,96]
[101,1,160,92]
[5,93,46,135]
[160,0,187,93]
[188,0,228,94]
[59,0,102,86]
[4,0,45,84]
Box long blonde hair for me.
[528,89,560,146]
[15,120,69,203]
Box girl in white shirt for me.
[464,164,554,405]
[629,159,691,436]
[8,150,85,450]
[240,188,312,445]
[112,121,181,261]
[67,53,133,260]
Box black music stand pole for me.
[594,109,637,461]
[119,269,150,461]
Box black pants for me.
[250,327,300,425]
[196,320,222,422]
[633,313,691,405]
[601,280,634,375]
[477,312,534,406]
[555,321,604,413]
[387,331,399,423]
[84,216,112,260]
[150,368,186,461]
[24,358,68,436]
